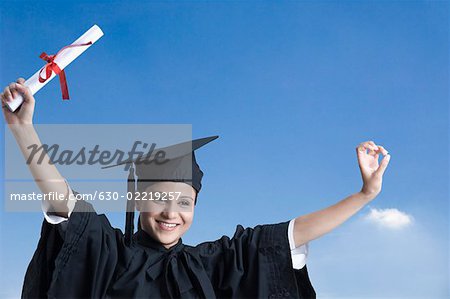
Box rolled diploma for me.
[6,24,104,112]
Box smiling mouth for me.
[156,220,180,231]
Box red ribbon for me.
[38,41,93,100]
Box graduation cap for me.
[103,136,219,246]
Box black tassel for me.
[125,164,136,246]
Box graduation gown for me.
[22,200,316,298]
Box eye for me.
[178,199,191,207]
[152,199,166,205]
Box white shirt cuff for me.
[41,180,76,225]
[288,218,308,270]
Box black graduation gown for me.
[22,200,316,298]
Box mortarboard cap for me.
[103,136,218,246]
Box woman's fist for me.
[1,78,35,125]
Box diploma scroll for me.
[6,24,104,112]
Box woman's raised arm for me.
[1,78,71,217]
[293,141,391,247]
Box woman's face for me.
[136,182,196,249]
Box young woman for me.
[2,78,390,298]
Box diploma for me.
[6,24,104,112]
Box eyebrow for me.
[179,196,194,202]
[147,190,194,202]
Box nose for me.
[161,202,177,219]
[161,210,177,219]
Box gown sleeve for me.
[192,221,316,299]
[22,192,123,299]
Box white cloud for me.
[364,208,413,229]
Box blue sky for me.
[1,1,448,298]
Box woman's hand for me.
[292,141,391,246]
[356,140,391,200]
[1,78,35,125]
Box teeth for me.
[159,222,177,228]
